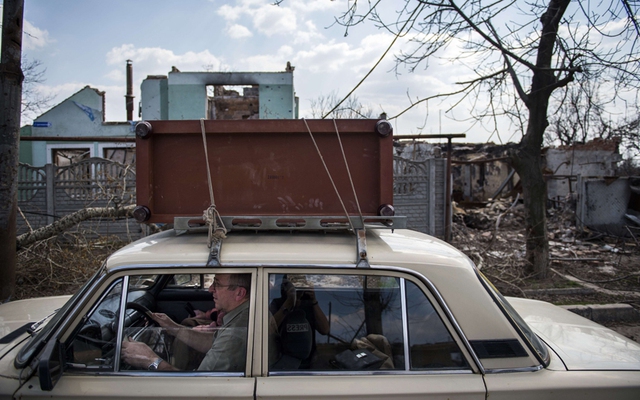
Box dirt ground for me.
[13,198,640,342]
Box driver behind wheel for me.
[121,274,250,372]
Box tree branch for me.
[17,205,136,249]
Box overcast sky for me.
[0,0,491,143]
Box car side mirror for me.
[38,338,64,391]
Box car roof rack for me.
[174,215,406,270]
[174,215,406,234]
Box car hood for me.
[0,296,71,357]
[508,297,640,371]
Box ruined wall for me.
[208,86,259,120]
[544,140,622,201]
[449,143,518,203]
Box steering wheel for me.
[125,302,159,327]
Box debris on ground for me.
[451,197,640,309]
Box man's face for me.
[210,274,243,313]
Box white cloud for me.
[288,0,342,14]
[227,24,253,39]
[293,33,396,75]
[105,44,226,76]
[240,46,295,71]
[216,1,299,36]
[23,20,52,50]
[252,5,297,36]
[217,4,242,21]
[292,20,324,44]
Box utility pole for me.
[0,0,25,301]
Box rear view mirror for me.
[38,338,63,391]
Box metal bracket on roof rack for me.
[355,229,370,268]
[174,215,406,234]
[206,236,223,267]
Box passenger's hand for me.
[121,337,157,369]
[193,322,218,332]
[194,307,217,320]
[192,311,225,331]
[151,312,179,330]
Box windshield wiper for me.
[28,308,60,335]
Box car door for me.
[14,268,257,400]
[256,269,486,400]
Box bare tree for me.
[21,57,54,122]
[331,0,640,278]
[546,80,639,155]
[0,0,24,301]
[309,91,374,119]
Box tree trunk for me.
[510,0,571,279]
[0,0,24,301]
[512,103,550,278]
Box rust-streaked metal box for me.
[135,119,393,223]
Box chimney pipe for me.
[125,60,134,121]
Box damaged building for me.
[444,138,636,237]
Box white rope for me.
[200,118,227,246]
[332,118,365,230]
[302,118,355,232]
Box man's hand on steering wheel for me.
[120,336,159,369]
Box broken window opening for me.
[206,85,259,120]
[103,147,136,166]
[53,148,91,167]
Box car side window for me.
[405,280,469,370]
[66,278,123,370]
[267,273,469,373]
[167,274,215,289]
[65,272,251,374]
[119,272,251,373]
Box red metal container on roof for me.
[135,119,394,224]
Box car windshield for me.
[14,266,105,368]
[478,271,550,366]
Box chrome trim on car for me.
[484,364,545,374]
[114,275,130,371]
[107,263,363,273]
[399,278,411,371]
[269,369,475,377]
[110,371,245,377]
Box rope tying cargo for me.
[332,118,365,228]
[302,118,364,232]
[200,119,227,247]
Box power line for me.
[322,4,423,119]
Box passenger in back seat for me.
[270,276,329,368]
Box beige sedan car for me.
[1,223,639,399]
